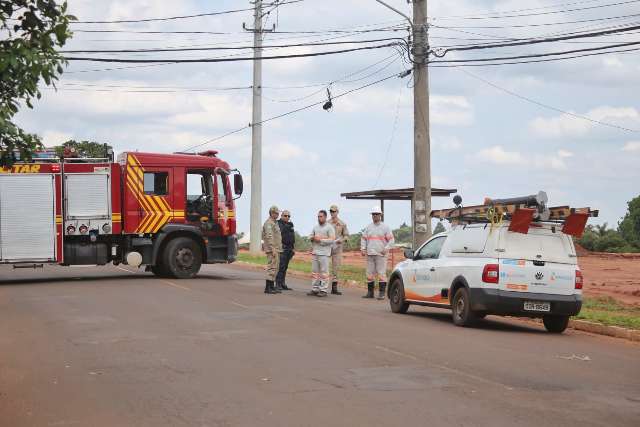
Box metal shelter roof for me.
[341,187,457,201]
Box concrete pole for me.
[412,0,432,249]
[249,0,264,254]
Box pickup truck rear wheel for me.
[542,315,570,333]
[163,237,202,279]
[452,287,478,327]
[389,278,410,314]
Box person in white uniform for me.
[308,210,336,297]
[360,205,395,300]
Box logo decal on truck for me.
[126,155,184,233]
[535,272,544,280]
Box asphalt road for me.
[0,263,638,427]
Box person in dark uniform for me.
[276,210,295,291]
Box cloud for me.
[477,146,572,170]
[432,136,463,151]
[478,146,524,165]
[622,141,640,152]
[265,142,316,161]
[41,130,73,146]
[431,96,474,126]
[529,106,640,139]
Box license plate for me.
[524,301,551,312]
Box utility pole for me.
[248,0,264,255]
[411,0,432,249]
[374,0,431,249]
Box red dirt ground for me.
[292,248,640,307]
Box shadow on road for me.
[406,310,546,334]
[0,272,235,287]
[0,274,157,287]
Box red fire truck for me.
[0,150,243,278]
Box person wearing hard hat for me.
[329,204,349,295]
[308,209,336,297]
[360,205,395,300]
[262,205,283,294]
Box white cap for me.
[370,205,382,214]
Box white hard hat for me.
[370,205,382,214]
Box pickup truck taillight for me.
[575,270,583,290]
[482,264,499,284]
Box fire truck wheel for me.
[163,237,202,279]
[150,263,169,278]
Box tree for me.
[433,222,446,235]
[619,195,640,249]
[393,223,413,243]
[55,140,113,159]
[1,1,75,166]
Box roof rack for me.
[432,191,598,237]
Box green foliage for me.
[54,140,113,158]
[576,223,638,253]
[618,195,640,249]
[0,0,75,166]
[393,222,412,243]
[294,231,311,251]
[433,222,446,235]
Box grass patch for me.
[237,252,367,283]
[576,296,640,330]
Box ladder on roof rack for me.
[432,191,598,237]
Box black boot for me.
[264,280,278,294]
[281,282,291,291]
[275,281,285,292]
[377,282,387,300]
[362,282,375,299]
[331,282,342,295]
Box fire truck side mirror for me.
[233,173,244,197]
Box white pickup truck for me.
[388,222,583,333]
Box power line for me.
[457,67,639,133]
[431,0,612,19]
[63,42,403,63]
[59,37,406,53]
[433,24,640,55]
[432,0,640,21]
[429,45,640,67]
[184,69,411,152]
[430,13,640,30]
[374,83,404,188]
[431,40,640,63]
[73,1,302,24]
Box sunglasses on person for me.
[330,210,337,213]
[282,214,290,217]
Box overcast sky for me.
[14,0,640,236]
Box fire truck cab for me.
[0,150,243,279]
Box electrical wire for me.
[59,37,406,53]
[457,67,639,133]
[184,69,411,152]
[431,40,640,63]
[373,83,404,188]
[430,13,640,29]
[431,0,614,19]
[63,42,403,63]
[431,0,640,21]
[262,53,402,102]
[429,45,640,67]
[73,1,302,24]
[431,24,640,55]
